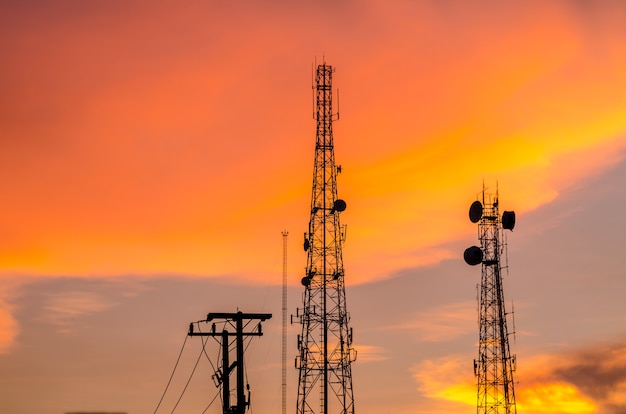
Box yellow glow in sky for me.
[517,383,596,414]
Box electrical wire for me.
[153,334,189,414]
[156,321,253,414]
[201,387,222,414]
[196,322,219,375]
[162,318,266,413]
[170,337,206,413]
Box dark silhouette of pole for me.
[222,329,230,410]
[188,312,272,414]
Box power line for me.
[153,334,189,414]
[170,338,206,413]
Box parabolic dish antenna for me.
[502,211,516,231]
[469,201,483,223]
[333,199,347,212]
[464,246,483,266]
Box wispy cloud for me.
[352,344,388,363]
[386,302,476,342]
[0,300,19,354]
[39,291,116,333]
[0,280,26,354]
[413,355,475,407]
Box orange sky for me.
[1,1,626,283]
[2,1,626,413]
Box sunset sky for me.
[2,1,626,413]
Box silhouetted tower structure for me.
[464,187,517,414]
[188,312,272,414]
[294,63,355,414]
[282,230,289,414]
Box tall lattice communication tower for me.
[294,63,356,414]
[464,187,517,414]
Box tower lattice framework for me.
[295,63,355,414]
[466,189,517,414]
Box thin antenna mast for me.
[282,230,289,414]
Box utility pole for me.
[464,187,518,414]
[294,62,355,414]
[188,312,272,414]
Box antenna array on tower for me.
[464,188,518,414]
